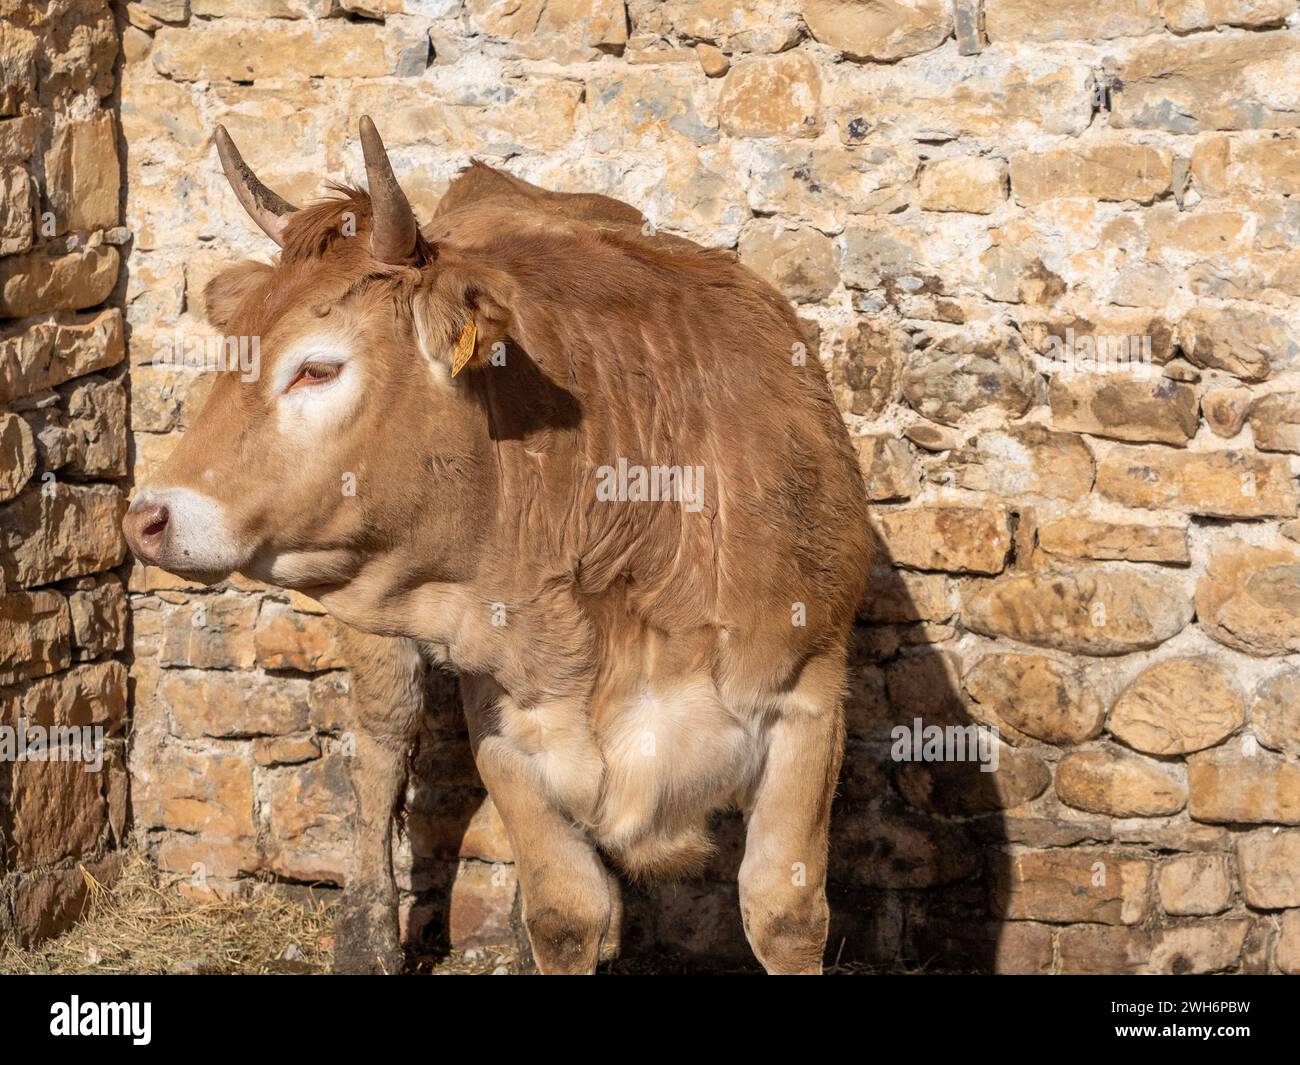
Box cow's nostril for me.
[144,509,169,538]
[123,502,171,563]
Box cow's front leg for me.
[475,739,614,974]
[332,629,423,975]
[461,677,612,974]
[739,652,846,975]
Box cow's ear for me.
[204,261,273,333]
[412,257,518,376]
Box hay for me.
[0,849,336,975]
[0,849,526,975]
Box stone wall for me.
[46,0,1300,971]
[0,0,129,946]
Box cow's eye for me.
[287,362,340,391]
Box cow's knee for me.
[512,858,620,974]
[523,902,609,975]
[739,871,828,975]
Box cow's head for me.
[123,118,515,606]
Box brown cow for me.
[124,118,871,975]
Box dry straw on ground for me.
[0,848,527,975]
[0,849,336,975]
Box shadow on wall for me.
[396,666,485,957]
[401,524,1011,974]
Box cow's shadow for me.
[403,524,1011,974]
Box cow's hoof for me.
[331,889,402,975]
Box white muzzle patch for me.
[134,486,245,577]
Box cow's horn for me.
[214,125,296,247]
[359,115,418,264]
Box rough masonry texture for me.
[2,0,1299,972]
[0,0,128,947]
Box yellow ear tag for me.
[451,319,477,377]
